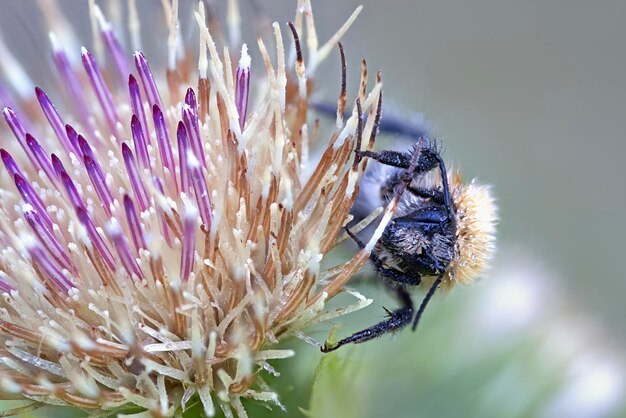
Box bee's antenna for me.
[411,275,442,331]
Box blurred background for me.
[1,0,625,417]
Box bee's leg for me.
[357,136,435,168]
[359,148,439,175]
[359,149,413,168]
[370,255,421,286]
[344,227,420,286]
[321,287,414,352]
[407,185,445,204]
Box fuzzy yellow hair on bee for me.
[446,170,497,287]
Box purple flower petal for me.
[123,194,146,253]
[134,51,163,110]
[51,34,94,133]
[23,206,76,275]
[2,107,38,168]
[35,87,76,156]
[128,75,151,145]
[235,46,251,131]
[27,241,73,293]
[75,206,116,270]
[106,218,144,281]
[182,103,207,169]
[52,154,85,209]
[187,150,212,229]
[152,105,178,194]
[131,114,150,171]
[84,155,114,217]
[25,134,58,187]
[180,202,198,282]
[2,149,54,231]
[177,121,190,194]
[81,47,120,134]
[122,142,150,212]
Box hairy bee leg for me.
[363,146,454,218]
[355,137,439,171]
[369,255,421,286]
[407,185,445,204]
[360,150,414,168]
[344,227,421,286]
[321,287,414,352]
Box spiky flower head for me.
[0,1,388,416]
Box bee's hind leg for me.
[321,229,420,353]
[358,136,437,172]
[321,287,414,352]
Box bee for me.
[321,137,497,352]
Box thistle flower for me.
[0,1,388,416]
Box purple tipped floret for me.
[25,134,58,186]
[177,122,190,194]
[81,48,120,134]
[180,207,197,282]
[123,195,146,253]
[0,149,21,178]
[52,47,94,132]
[235,59,250,131]
[1,149,54,230]
[107,219,144,281]
[152,177,172,247]
[77,134,114,216]
[121,143,150,211]
[24,208,76,275]
[28,243,73,293]
[185,88,198,117]
[128,75,150,145]
[188,151,213,229]
[134,52,163,110]
[3,107,38,168]
[12,174,54,231]
[52,155,85,210]
[65,125,83,159]
[75,206,115,270]
[182,103,207,169]
[76,134,98,161]
[130,114,150,171]
[35,87,76,156]
[84,155,114,217]
[152,105,178,194]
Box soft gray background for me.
[1,1,625,417]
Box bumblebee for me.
[322,137,497,352]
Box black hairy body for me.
[321,131,496,352]
[322,138,456,351]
